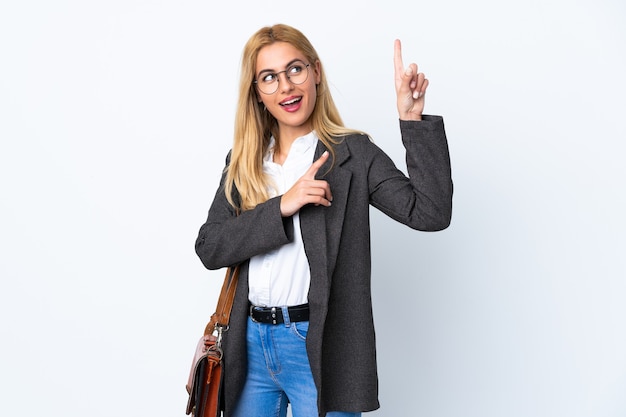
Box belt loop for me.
[281,306,291,327]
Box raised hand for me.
[280,151,333,217]
[394,39,428,121]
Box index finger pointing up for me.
[304,150,329,179]
[394,39,405,76]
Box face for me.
[255,42,321,141]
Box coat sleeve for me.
[367,114,453,231]
[194,155,295,270]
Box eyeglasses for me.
[254,60,310,95]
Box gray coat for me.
[195,115,453,416]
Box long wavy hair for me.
[225,24,362,211]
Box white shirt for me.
[248,131,318,307]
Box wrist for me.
[399,114,422,121]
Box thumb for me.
[400,65,416,92]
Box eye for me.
[261,73,277,83]
[288,64,303,75]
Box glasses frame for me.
[253,61,311,95]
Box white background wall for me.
[1,1,625,416]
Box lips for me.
[279,96,302,112]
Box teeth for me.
[282,97,301,105]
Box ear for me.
[313,59,322,84]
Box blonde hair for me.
[225,24,362,211]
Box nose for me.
[277,71,294,93]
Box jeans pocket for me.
[291,321,309,340]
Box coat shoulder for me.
[333,132,383,162]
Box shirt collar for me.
[264,131,319,164]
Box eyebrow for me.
[257,58,305,76]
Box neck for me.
[273,128,313,165]
[272,138,294,165]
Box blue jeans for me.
[232,310,361,417]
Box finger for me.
[411,71,424,99]
[304,150,329,179]
[412,75,428,99]
[394,39,405,79]
[402,63,418,96]
[409,66,418,90]
[417,76,429,98]
[308,193,332,207]
[309,180,333,202]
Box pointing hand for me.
[280,151,333,217]
[394,39,429,121]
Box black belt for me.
[249,303,309,325]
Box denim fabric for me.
[232,311,361,417]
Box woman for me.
[195,24,452,417]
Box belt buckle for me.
[250,304,259,323]
[249,305,279,324]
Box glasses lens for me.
[288,62,309,85]
[256,62,309,94]
[257,75,278,95]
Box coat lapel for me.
[300,140,352,304]
[299,139,352,395]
